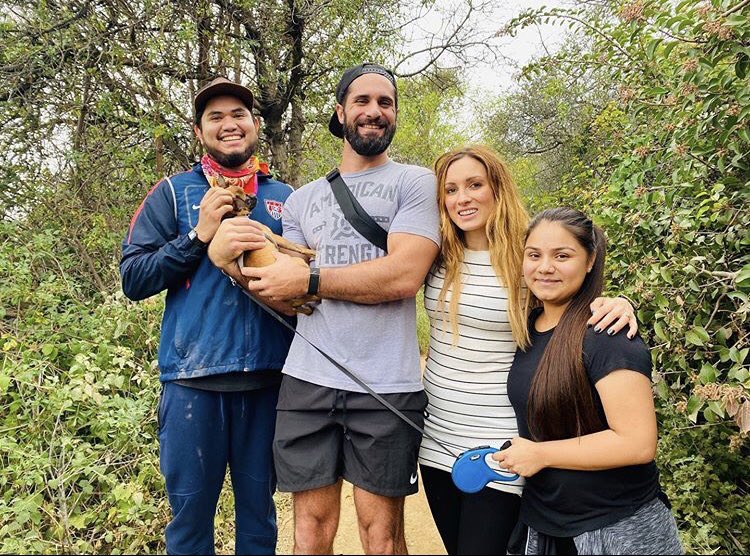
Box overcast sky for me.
[398,0,568,131]
[401,1,566,82]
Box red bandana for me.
[201,154,268,194]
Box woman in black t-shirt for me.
[494,207,682,555]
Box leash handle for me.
[226,272,459,459]
[451,446,520,493]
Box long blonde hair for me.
[433,145,530,348]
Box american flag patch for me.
[265,200,283,220]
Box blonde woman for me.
[418,146,636,555]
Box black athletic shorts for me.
[273,375,428,497]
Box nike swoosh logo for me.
[409,473,418,485]
[192,204,200,210]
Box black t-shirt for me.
[507,310,661,537]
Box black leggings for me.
[421,464,521,555]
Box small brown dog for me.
[212,175,319,315]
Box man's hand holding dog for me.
[208,217,267,271]
[194,187,235,243]
[242,252,310,301]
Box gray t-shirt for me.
[282,160,440,394]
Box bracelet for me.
[307,267,320,296]
[220,269,239,288]
[620,294,639,311]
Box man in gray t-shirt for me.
[209,63,440,554]
[280,160,439,394]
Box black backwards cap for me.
[328,63,397,138]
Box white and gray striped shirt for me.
[419,249,524,495]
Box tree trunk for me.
[233,19,241,82]
[287,93,305,187]
[285,0,305,187]
[69,74,107,293]
[155,134,164,176]
[196,0,211,86]
[264,116,289,181]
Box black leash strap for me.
[229,275,458,459]
[326,168,389,253]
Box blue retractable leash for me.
[231,278,519,492]
[451,441,518,493]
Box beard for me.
[204,138,258,169]
[343,115,396,156]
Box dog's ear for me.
[246,194,257,212]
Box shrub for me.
[505,1,749,552]
[0,222,167,553]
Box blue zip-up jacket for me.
[120,163,295,382]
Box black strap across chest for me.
[326,168,388,253]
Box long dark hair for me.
[525,207,607,441]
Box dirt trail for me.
[276,475,446,555]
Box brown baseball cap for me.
[194,76,255,116]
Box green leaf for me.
[703,406,718,423]
[717,326,732,342]
[698,363,717,384]
[730,347,749,365]
[653,320,669,342]
[68,514,87,530]
[729,366,749,382]
[649,86,670,95]
[655,379,669,400]
[646,38,662,60]
[737,57,750,80]
[726,15,749,27]
[662,41,678,59]
[654,292,669,309]
[707,400,725,418]
[685,326,710,347]
[2,338,17,352]
[727,291,748,302]
[736,264,750,290]
[113,320,128,339]
[686,395,704,423]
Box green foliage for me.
[501,1,749,552]
[478,36,611,196]
[417,287,429,356]
[1,0,748,552]
[656,407,750,554]
[0,222,169,553]
[390,69,470,169]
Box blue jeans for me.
[158,382,279,555]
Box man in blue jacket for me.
[120,77,295,555]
